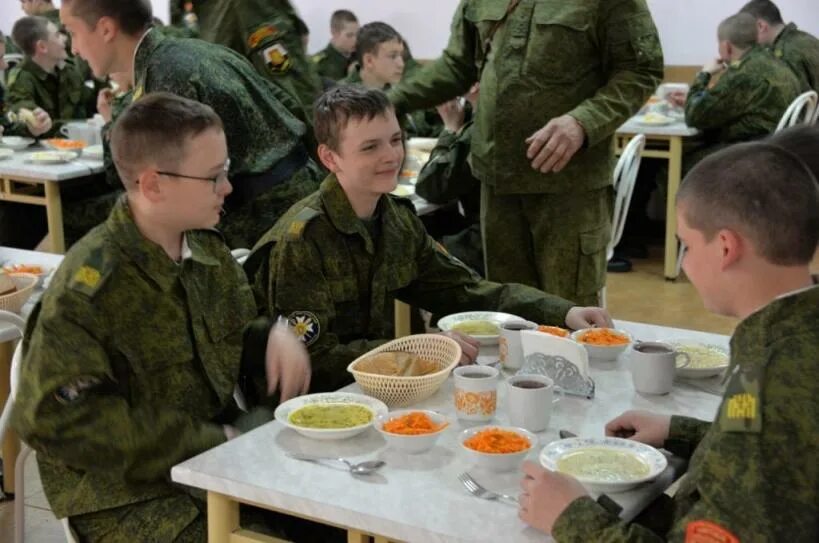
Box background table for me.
[0,146,104,253]
[172,320,727,543]
[615,118,699,280]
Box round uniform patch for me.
[287,311,320,346]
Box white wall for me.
[293,0,819,65]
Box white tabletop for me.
[0,247,64,343]
[172,320,727,542]
[0,145,103,182]
[616,116,699,138]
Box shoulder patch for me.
[68,248,113,297]
[287,311,320,346]
[285,207,321,241]
[717,364,762,433]
[685,520,739,543]
[248,24,280,49]
[262,43,292,74]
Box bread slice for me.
[355,352,402,376]
[0,274,16,296]
[403,357,439,376]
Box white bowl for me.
[1,136,35,150]
[460,426,537,472]
[667,339,730,379]
[571,328,632,361]
[437,311,522,346]
[539,436,667,493]
[375,409,448,454]
[274,392,388,441]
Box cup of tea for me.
[630,341,691,395]
[499,320,537,370]
[506,374,561,432]
[453,365,499,421]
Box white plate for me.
[540,437,667,493]
[25,151,78,164]
[633,114,675,126]
[0,149,13,160]
[1,136,35,150]
[391,184,416,197]
[83,144,104,160]
[667,340,730,379]
[407,137,437,152]
[437,311,521,346]
[274,392,388,441]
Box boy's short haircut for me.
[330,10,358,33]
[11,16,51,57]
[766,126,819,182]
[110,92,224,190]
[355,22,402,64]
[677,141,819,266]
[313,85,394,151]
[61,0,152,36]
[717,13,759,50]
[740,0,784,25]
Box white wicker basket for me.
[0,274,38,313]
[347,334,462,407]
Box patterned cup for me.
[453,365,499,421]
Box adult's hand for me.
[436,99,466,133]
[439,330,479,365]
[565,306,613,330]
[525,115,585,174]
[25,108,53,137]
[519,460,588,535]
[667,90,688,108]
[605,410,671,447]
[97,88,115,123]
[265,320,312,403]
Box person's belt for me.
[227,144,309,209]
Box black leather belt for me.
[227,144,309,209]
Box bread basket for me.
[0,273,38,313]
[347,334,461,407]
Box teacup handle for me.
[60,125,70,137]
[676,352,691,369]
[553,387,563,405]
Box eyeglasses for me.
[153,159,231,192]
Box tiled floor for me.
[1,249,815,540]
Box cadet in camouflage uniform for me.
[245,86,612,393]
[518,139,819,541]
[683,13,801,162]
[311,9,358,83]
[389,0,663,306]
[7,16,95,138]
[194,0,323,124]
[59,0,323,250]
[741,0,819,91]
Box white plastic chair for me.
[1,54,24,84]
[0,310,77,543]
[602,134,646,307]
[775,90,818,133]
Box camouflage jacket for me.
[772,23,819,92]
[312,43,352,82]
[194,0,322,122]
[389,0,663,194]
[6,57,95,138]
[685,46,802,144]
[10,198,268,519]
[245,174,575,393]
[552,283,819,542]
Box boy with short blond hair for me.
[246,85,612,393]
[518,130,819,541]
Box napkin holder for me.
[519,331,595,399]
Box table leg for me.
[347,530,370,543]
[1,340,20,494]
[394,301,411,338]
[208,492,240,543]
[664,137,683,280]
[44,181,66,254]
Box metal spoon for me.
[286,453,386,475]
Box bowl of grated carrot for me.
[460,426,537,472]
[571,328,633,361]
[376,409,449,453]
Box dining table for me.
[172,320,727,543]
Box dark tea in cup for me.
[511,380,546,389]
[634,344,673,354]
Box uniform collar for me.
[319,174,387,254]
[773,22,798,48]
[728,46,759,69]
[105,196,218,292]
[20,57,53,81]
[133,27,162,82]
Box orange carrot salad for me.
[578,328,630,346]
[464,428,530,454]
[537,325,570,338]
[2,264,43,275]
[382,412,448,435]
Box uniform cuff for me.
[664,415,711,458]
[552,496,621,542]
[241,316,275,377]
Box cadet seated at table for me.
[312,9,359,84]
[7,15,96,138]
[341,22,442,138]
[1,31,53,138]
[518,128,819,541]
[10,93,337,542]
[245,86,612,393]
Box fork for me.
[458,472,518,507]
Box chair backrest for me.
[608,134,646,261]
[0,310,26,465]
[775,90,819,133]
[2,54,24,85]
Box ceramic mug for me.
[499,320,537,370]
[506,374,561,432]
[60,121,101,145]
[630,341,691,395]
[453,365,499,421]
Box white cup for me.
[453,365,499,421]
[499,320,537,370]
[506,374,560,432]
[630,342,691,395]
[59,121,101,145]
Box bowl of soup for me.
[274,392,388,440]
[437,312,521,345]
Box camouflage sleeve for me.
[5,70,38,137]
[388,0,478,114]
[663,415,712,458]
[568,0,664,147]
[268,237,389,392]
[11,297,226,483]
[401,219,575,325]
[552,497,664,542]
[684,71,762,131]
[415,123,476,204]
